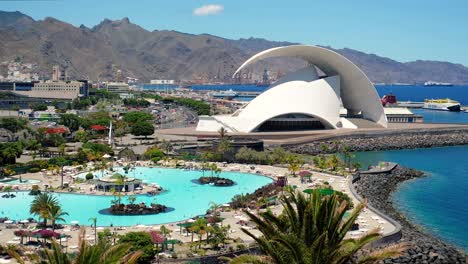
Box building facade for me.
[197,45,388,133]
[106,82,130,94]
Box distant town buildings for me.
[0,61,40,82]
[150,80,175,85]
[106,82,130,94]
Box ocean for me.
[188,84,468,103]
[354,147,468,251]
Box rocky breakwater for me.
[354,166,467,263]
[291,129,468,154]
[109,202,167,215]
[198,177,235,186]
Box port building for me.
[197,45,388,133]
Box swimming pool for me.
[0,167,272,226]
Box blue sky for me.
[1,0,467,65]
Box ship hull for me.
[423,104,461,112]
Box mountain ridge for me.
[1,10,468,84]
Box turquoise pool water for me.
[0,179,41,185]
[0,167,272,226]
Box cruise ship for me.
[212,89,238,99]
[424,81,453,86]
[423,98,461,111]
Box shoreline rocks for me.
[353,166,467,263]
[108,203,168,215]
[198,176,235,186]
[290,130,468,155]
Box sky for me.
[1,0,468,65]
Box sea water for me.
[354,146,468,251]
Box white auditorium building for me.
[196,45,388,133]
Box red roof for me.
[298,170,313,177]
[45,127,69,134]
[148,231,165,243]
[90,125,108,131]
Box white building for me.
[197,45,387,133]
[150,80,175,85]
[13,81,86,100]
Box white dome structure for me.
[196,45,387,133]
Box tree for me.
[3,185,12,195]
[9,229,142,264]
[30,193,59,227]
[143,146,165,162]
[209,224,229,249]
[2,145,20,164]
[58,113,82,132]
[89,217,98,243]
[160,225,171,238]
[127,196,137,205]
[32,103,48,111]
[131,122,154,139]
[225,190,405,264]
[123,111,153,125]
[218,127,228,138]
[0,117,28,133]
[327,154,341,171]
[48,204,69,231]
[189,218,208,248]
[217,138,232,157]
[287,155,302,177]
[54,157,69,188]
[160,140,173,154]
[118,232,155,264]
[74,129,89,143]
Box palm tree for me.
[160,139,173,155]
[209,201,221,215]
[218,127,228,138]
[2,146,18,164]
[160,225,171,238]
[89,217,97,244]
[97,160,109,179]
[48,204,69,231]
[287,157,301,177]
[9,229,142,264]
[190,218,208,248]
[30,193,59,227]
[327,154,341,171]
[224,190,405,264]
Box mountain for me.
[1,10,468,84]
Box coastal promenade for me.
[353,167,468,263]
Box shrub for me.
[29,185,41,195]
[334,190,354,209]
[236,243,247,251]
[28,167,40,173]
[144,146,165,161]
[85,173,94,180]
[118,232,155,264]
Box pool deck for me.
[0,162,397,255]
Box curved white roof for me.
[234,45,387,127]
[196,45,387,133]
